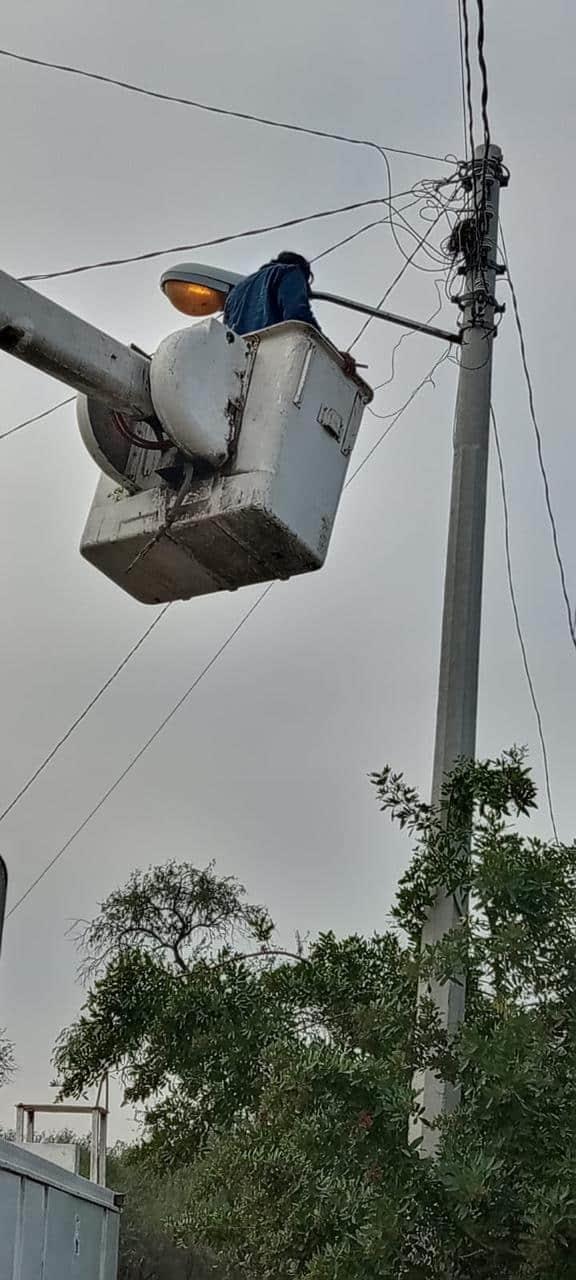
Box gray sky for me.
[0,0,575,1141]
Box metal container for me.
[80,321,372,604]
[0,1136,120,1279]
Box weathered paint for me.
[80,320,372,605]
[0,1137,119,1280]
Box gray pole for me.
[412,143,506,1156]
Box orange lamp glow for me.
[162,279,227,317]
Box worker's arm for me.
[276,268,321,331]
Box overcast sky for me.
[0,0,574,1142]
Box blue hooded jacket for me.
[223,262,320,336]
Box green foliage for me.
[108,1145,227,1280]
[0,1028,15,1087]
[56,752,576,1277]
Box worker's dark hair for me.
[271,251,312,281]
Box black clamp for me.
[453,291,505,316]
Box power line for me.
[460,0,477,164]
[7,352,448,917]
[0,46,454,166]
[475,0,491,155]
[491,405,559,844]
[0,395,75,442]
[358,346,451,471]
[6,585,273,918]
[500,229,576,655]
[311,216,392,265]
[456,0,470,163]
[372,278,445,391]
[474,0,492,231]
[310,196,423,265]
[0,604,172,829]
[18,194,418,284]
[348,205,446,351]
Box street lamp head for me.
[160,262,244,317]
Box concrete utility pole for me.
[412,143,506,1156]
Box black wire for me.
[457,0,470,163]
[348,205,446,351]
[310,196,423,264]
[0,605,172,828]
[311,216,392,264]
[0,46,454,166]
[475,0,491,227]
[500,229,576,655]
[460,0,477,166]
[491,406,560,844]
[348,347,451,478]
[476,0,491,154]
[0,395,75,441]
[6,584,274,918]
[374,149,459,275]
[18,194,416,283]
[372,279,445,391]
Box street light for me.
[160,263,243,317]
[160,261,462,345]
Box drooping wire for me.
[460,0,477,167]
[0,46,454,166]
[457,0,470,163]
[5,587,272,919]
[311,193,440,266]
[310,197,426,265]
[348,205,446,351]
[363,345,451,430]
[475,0,492,231]
[6,350,450,918]
[18,193,418,284]
[0,395,75,441]
[372,279,445,392]
[500,228,576,655]
[311,216,395,265]
[375,148,457,275]
[0,604,172,827]
[491,405,560,844]
[476,0,491,157]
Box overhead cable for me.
[348,205,446,350]
[311,196,423,265]
[491,405,560,844]
[0,395,75,441]
[460,0,477,164]
[456,0,470,163]
[0,605,172,829]
[6,586,272,918]
[475,0,491,156]
[0,46,454,166]
[501,229,576,655]
[18,193,418,284]
[372,279,445,392]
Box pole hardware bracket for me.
[453,290,505,315]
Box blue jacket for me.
[224,263,320,336]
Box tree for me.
[55,752,576,1278]
[0,1029,15,1088]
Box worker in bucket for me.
[224,250,357,376]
